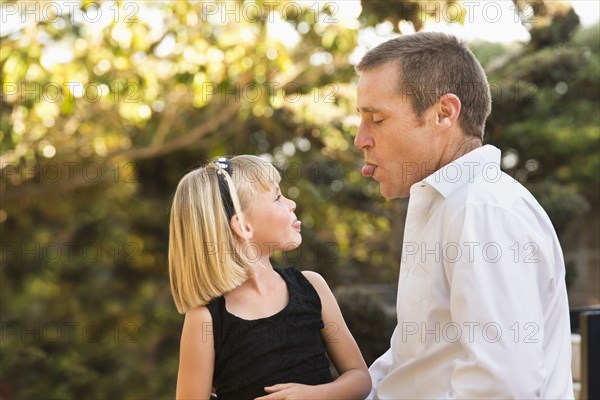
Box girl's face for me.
[244,184,301,254]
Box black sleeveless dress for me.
[206,267,333,399]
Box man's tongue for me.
[362,164,376,177]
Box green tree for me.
[0,1,458,397]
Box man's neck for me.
[441,135,482,167]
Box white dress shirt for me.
[369,145,573,399]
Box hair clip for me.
[214,157,235,221]
[215,157,231,175]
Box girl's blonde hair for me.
[168,155,281,313]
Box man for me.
[355,32,573,399]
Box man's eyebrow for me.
[356,106,381,113]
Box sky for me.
[2,1,598,40]
[431,0,600,43]
[332,0,599,65]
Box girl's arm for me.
[176,306,215,400]
[257,271,372,400]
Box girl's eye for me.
[275,195,282,201]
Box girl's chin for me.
[285,237,302,249]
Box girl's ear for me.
[230,214,253,240]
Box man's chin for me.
[379,183,408,200]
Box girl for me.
[169,155,371,400]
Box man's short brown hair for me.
[356,32,492,139]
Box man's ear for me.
[230,214,253,240]
[436,93,461,129]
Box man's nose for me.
[354,122,373,150]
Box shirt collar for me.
[422,145,502,198]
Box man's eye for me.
[373,119,383,124]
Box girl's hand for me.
[254,383,320,400]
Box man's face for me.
[355,62,442,199]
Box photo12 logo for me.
[401,241,540,265]
[196,81,339,104]
[1,321,140,344]
[196,2,339,24]
[0,240,141,264]
[2,82,140,104]
[1,161,138,188]
[401,321,540,344]
[1,1,139,25]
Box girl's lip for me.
[292,220,302,231]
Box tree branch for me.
[106,100,240,162]
[1,100,241,203]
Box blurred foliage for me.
[0,0,598,398]
[359,0,465,32]
[484,22,600,209]
[334,286,397,365]
[512,0,580,49]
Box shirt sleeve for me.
[368,333,396,399]
[442,202,554,398]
